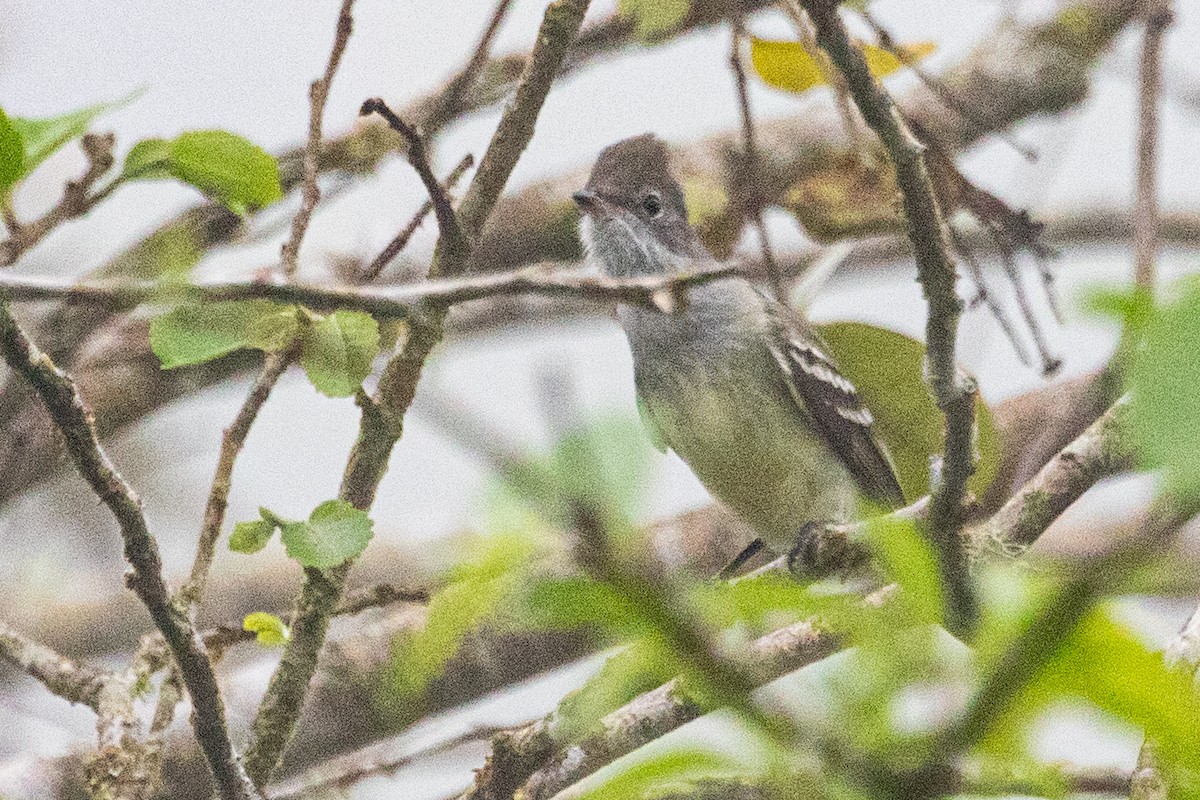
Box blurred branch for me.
[1133,1,1173,293]
[800,0,977,636]
[0,306,260,800]
[0,264,737,317]
[0,133,117,267]
[279,0,356,278]
[727,11,784,302]
[241,0,594,786]
[0,620,110,710]
[360,153,474,282]
[461,619,840,800]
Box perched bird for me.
[573,134,903,563]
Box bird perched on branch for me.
[573,134,903,568]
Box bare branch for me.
[360,153,475,283]
[360,98,466,253]
[179,346,300,610]
[800,0,977,635]
[1133,1,1173,293]
[727,11,784,302]
[971,395,1134,555]
[279,0,357,277]
[0,264,738,318]
[0,133,117,267]
[0,619,110,709]
[0,305,260,800]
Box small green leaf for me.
[168,130,282,214]
[7,95,133,183]
[0,107,25,189]
[122,137,173,180]
[573,748,748,800]
[1082,284,1154,334]
[818,322,999,500]
[149,300,285,368]
[300,310,380,398]
[229,519,277,554]
[1130,280,1200,499]
[618,0,689,41]
[868,516,943,624]
[280,499,373,568]
[242,612,290,646]
[246,306,302,352]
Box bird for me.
[572,133,903,568]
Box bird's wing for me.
[763,299,905,507]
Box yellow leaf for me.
[243,611,290,646]
[750,38,826,94]
[750,38,936,95]
[860,41,936,77]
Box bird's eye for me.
[642,192,663,218]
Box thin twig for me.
[727,10,785,302]
[433,0,519,122]
[800,0,978,636]
[359,153,475,282]
[279,0,356,277]
[0,264,738,317]
[179,345,300,610]
[360,98,466,254]
[242,1,594,786]
[0,133,117,267]
[1133,1,1172,293]
[0,305,260,800]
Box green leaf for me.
[573,748,748,800]
[1129,280,1200,499]
[750,39,934,95]
[7,95,133,184]
[246,306,302,352]
[122,130,282,214]
[618,0,690,41]
[300,310,380,398]
[149,300,287,368]
[122,137,173,180]
[229,518,277,554]
[0,107,25,190]
[388,531,542,706]
[556,640,678,740]
[867,516,943,624]
[818,322,999,500]
[242,612,290,646]
[1082,284,1155,334]
[279,499,373,569]
[1031,607,1200,769]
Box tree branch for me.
[0,305,260,800]
[0,620,110,709]
[241,0,594,785]
[0,133,117,267]
[0,264,736,318]
[359,153,474,282]
[279,0,356,277]
[800,0,980,636]
[1133,1,1172,293]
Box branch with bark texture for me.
[0,265,737,318]
[279,0,355,277]
[0,133,117,266]
[0,306,260,800]
[241,0,594,786]
[0,0,1151,510]
[800,0,977,635]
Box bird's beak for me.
[572,188,600,213]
